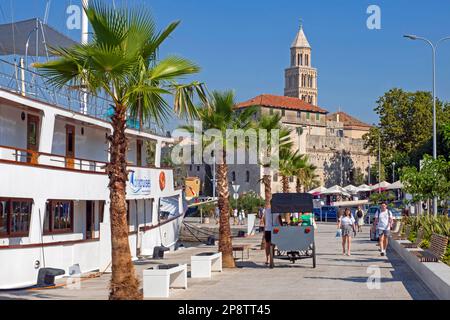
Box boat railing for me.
[0,144,107,173]
[0,58,164,136]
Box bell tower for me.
[284,22,318,105]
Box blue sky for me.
[2,0,450,128]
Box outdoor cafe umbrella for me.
[357,184,372,192]
[386,181,404,190]
[370,181,392,191]
[321,185,351,198]
[344,184,360,194]
[308,186,327,195]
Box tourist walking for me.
[337,208,356,256]
[214,206,220,224]
[238,209,245,225]
[374,202,393,256]
[356,206,364,232]
[233,208,238,225]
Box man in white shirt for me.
[374,202,393,256]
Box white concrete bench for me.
[191,252,222,278]
[143,264,187,298]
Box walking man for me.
[374,202,393,256]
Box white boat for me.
[0,16,186,289]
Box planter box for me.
[390,238,450,300]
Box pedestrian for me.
[374,202,393,256]
[263,205,282,266]
[238,209,245,225]
[214,206,220,224]
[337,208,356,256]
[356,206,364,232]
[233,208,238,225]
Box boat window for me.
[44,201,73,234]
[0,200,10,236]
[0,198,33,238]
[99,200,105,223]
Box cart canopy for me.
[270,193,314,214]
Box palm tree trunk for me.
[108,105,141,300]
[281,175,290,193]
[296,178,302,193]
[217,153,235,268]
[263,174,272,207]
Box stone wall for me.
[305,134,374,187]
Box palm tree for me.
[255,115,292,207]
[279,148,301,193]
[182,91,256,268]
[35,1,206,300]
[293,155,318,193]
[302,164,320,192]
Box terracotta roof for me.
[326,112,372,129]
[236,94,328,114]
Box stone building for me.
[186,24,374,197]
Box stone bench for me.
[143,264,187,298]
[191,252,222,278]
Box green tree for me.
[35,1,206,299]
[278,148,301,193]
[363,89,450,169]
[401,155,450,214]
[254,114,292,207]
[182,91,257,268]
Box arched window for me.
[305,54,309,66]
[246,171,250,183]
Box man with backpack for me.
[374,202,393,256]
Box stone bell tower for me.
[284,23,318,105]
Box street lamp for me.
[392,162,396,182]
[403,34,450,215]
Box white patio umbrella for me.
[386,181,404,190]
[357,184,372,192]
[344,184,360,194]
[321,185,351,197]
[370,181,392,191]
[308,186,327,195]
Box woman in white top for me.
[337,208,356,256]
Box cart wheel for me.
[269,245,275,269]
[312,242,317,268]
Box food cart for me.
[269,193,316,269]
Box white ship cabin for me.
[0,56,186,289]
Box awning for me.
[0,18,77,56]
[271,193,314,213]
